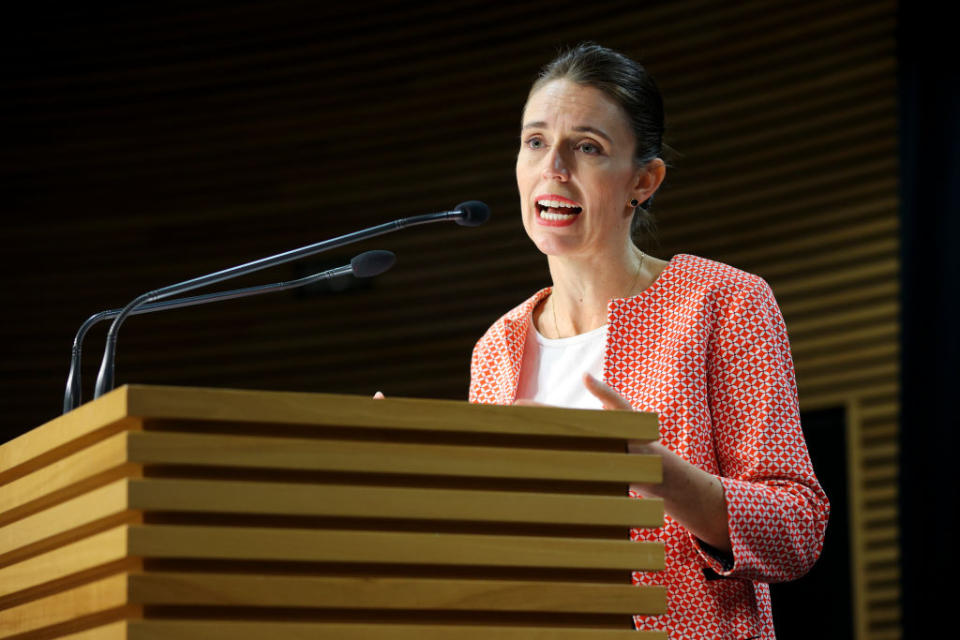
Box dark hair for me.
[531,43,665,239]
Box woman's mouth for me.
[536,196,582,224]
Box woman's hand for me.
[583,373,733,554]
[513,375,732,552]
[513,373,634,409]
[581,372,633,410]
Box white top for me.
[515,313,608,409]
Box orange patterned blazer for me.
[469,254,829,640]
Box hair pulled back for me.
[531,43,665,239]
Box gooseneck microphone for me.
[92,201,489,400]
[447,200,490,226]
[64,250,396,413]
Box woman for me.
[468,44,829,639]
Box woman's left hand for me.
[581,372,633,410]
[581,374,661,460]
[518,372,733,553]
[513,373,636,410]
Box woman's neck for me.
[538,242,662,338]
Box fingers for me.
[583,373,634,410]
[373,391,385,400]
[513,378,633,412]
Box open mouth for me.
[536,197,583,221]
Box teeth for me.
[537,199,580,209]
[540,211,577,221]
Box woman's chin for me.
[529,233,582,257]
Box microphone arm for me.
[93,202,488,399]
[64,262,364,413]
[69,250,395,412]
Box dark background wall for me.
[897,3,958,639]
[2,0,901,432]
[3,0,554,426]
[4,1,937,637]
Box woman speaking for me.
[468,43,830,639]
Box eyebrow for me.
[521,122,614,144]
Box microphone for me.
[452,200,491,226]
[93,202,487,399]
[350,249,397,277]
[64,250,395,412]
[391,200,491,228]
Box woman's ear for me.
[633,158,666,204]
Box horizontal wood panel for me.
[126,431,663,484]
[1,387,658,476]
[1,523,663,605]
[122,385,658,441]
[0,481,130,566]
[0,432,137,527]
[0,572,664,637]
[0,391,134,480]
[1,477,663,568]
[60,620,668,639]
[128,525,665,571]
[0,527,129,603]
[0,572,130,638]
[126,478,663,527]
[127,572,666,613]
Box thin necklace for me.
[552,250,646,338]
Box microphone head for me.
[454,200,491,227]
[350,250,396,278]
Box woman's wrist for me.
[630,442,732,553]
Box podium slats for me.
[126,572,666,613]
[0,392,132,482]
[59,620,669,640]
[0,528,130,602]
[0,574,132,638]
[127,431,662,483]
[127,524,664,570]
[1,478,664,568]
[1,386,666,638]
[0,433,136,527]
[0,482,131,566]
[122,385,659,441]
[125,478,664,526]
[0,571,665,622]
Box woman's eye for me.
[578,142,600,155]
[526,137,544,150]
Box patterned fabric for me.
[469,254,829,640]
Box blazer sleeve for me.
[468,321,515,406]
[468,338,487,404]
[693,275,830,583]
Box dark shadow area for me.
[771,406,851,640]
[898,3,959,637]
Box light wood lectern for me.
[1,385,665,639]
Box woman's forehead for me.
[522,79,631,138]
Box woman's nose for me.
[542,147,570,181]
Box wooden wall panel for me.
[2,0,900,637]
[646,3,900,638]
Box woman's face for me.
[517,78,647,259]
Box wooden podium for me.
[1,385,665,639]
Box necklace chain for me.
[551,250,646,339]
